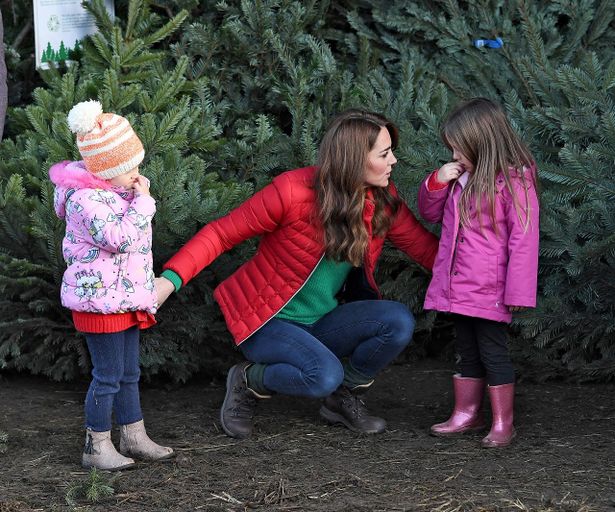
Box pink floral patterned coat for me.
[50,160,157,314]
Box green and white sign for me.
[33,0,114,68]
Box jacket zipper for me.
[236,252,326,345]
[448,184,461,307]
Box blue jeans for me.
[239,300,415,398]
[84,326,143,431]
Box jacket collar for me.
[458,171,470,189]
[456,169,520,193]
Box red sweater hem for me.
[72,311,156,334]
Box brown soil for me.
[0,359,613,512]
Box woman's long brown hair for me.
[441,98,537,234]
[315,109,401,266]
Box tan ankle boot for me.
[119,420,174,460]
[82,429,135,471]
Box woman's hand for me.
[437,162,465,184]
[155,276,175,307]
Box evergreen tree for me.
[0,9,6,139]
[1,0,42,113]
[0,0,450,381]
[4,0,612,382]
[171,0,447,344]
[0,0,252,381]
[41,43,52,62]
[171,0,344,178]
[69,39,82,61]
[508,54,615,381]
[57,41,68,61]
[350,0,615,379]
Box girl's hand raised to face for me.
[437,162,465,184]
[133,175,151,196]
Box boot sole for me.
[430,424,487,437]
[119,450,176,461]
[319,405,386,434]
[481,428,517,448]
[82,460,136,471]
[220,365,251,439]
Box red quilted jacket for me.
[163,166,438,344]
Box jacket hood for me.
[49,160,114,219]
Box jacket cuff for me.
[131,194,156,217]
[161,269,182,292]
[504,295,536,308]
[427,170,449,191]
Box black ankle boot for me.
[319,386,386,434]
[220,362,268,439]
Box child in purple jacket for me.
[50,100,173,469]
[418,98,539,448]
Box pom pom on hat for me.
[67,100,144,180]
[67,100,104,136]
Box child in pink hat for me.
[50,100,173,470]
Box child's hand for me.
[437,162,465,183]
[133,175,151,196]
[155,276,175,306]
[508,306,527,313]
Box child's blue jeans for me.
[84,326,143,431]
[239,300,415,397]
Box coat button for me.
[453,271,458,276]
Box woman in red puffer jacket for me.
[156,109,438,438]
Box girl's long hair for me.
[315,109,401,266]
[441,98,537,233]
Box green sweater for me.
[275,258,352,324]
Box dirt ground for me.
[1,359,614,512]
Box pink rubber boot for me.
[482,382,516,448]
[431,374,486,436]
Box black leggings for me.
[453,314,514,386]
